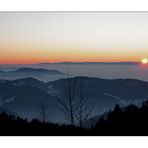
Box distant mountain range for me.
[0,67,65,82]
[0,77,148,123]
[0,67,63,74]
[39,62,140,65]
[13,67,62,74]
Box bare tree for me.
[54,71,93,127]
[35,100,49,123]
[54,71,78,126]
[76,78,93,128]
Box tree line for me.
[1,100,148,135]
[93,101,148,135]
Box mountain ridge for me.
[0,67,63,74]
[38,61,140,65]
[0,76,148,123]
[0,67,65,82]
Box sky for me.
[0,12,148,64]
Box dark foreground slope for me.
[0,112,88,136]
[1,101,148,135]
[93,101,148,136]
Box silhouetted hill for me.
[46,77,148,116]
[93,101,148,135]
[0,112,88,136]
[0,77,148,123]
[1,101,148,135]
[12,77,45,89]
[0,107,18,116]
[0,67,65,82]
[0,78,55,121]
[14,67,62,74]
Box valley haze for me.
[0,62,147,82]
[0,62,148,124]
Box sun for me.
[142,58,148,64]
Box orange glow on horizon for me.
[0,55,141,65]
[0,51,144,64]
[0,44,147,64]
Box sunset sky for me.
[0,12,148,64]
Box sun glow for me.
[142,58,148,64]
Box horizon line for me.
[0,61,141,65]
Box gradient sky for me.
[0,12,148,64]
